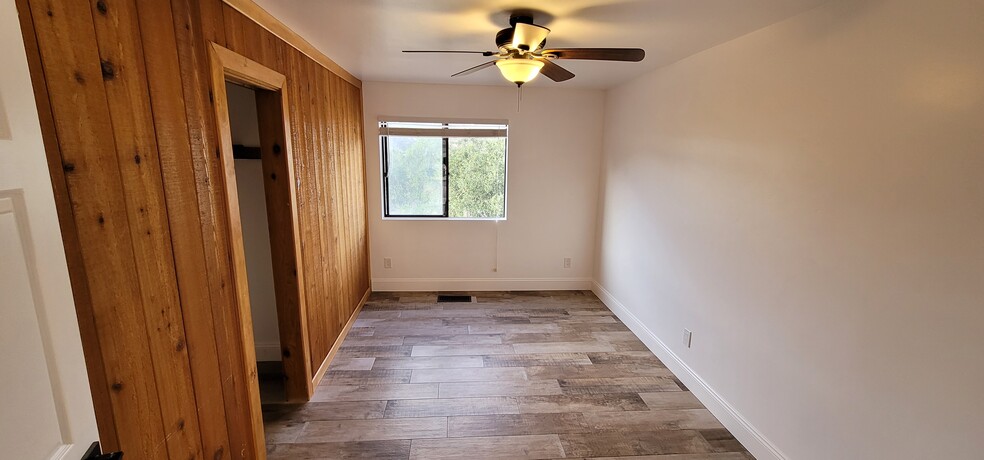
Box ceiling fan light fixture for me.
[495,59,544,86]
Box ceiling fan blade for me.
[451,60,497,77]
[511,23,551,51]
[540,48,645,62]
[404,50,497,56]
[536,59,575,82]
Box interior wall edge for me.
[591,280,785,460]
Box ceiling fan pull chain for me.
[517,84,523,113]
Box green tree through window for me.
[381,121,506,218]
[386,136,444,216]
[449,137,506,218]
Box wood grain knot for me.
[272,143,281,155]
[96,0,108,15]
[212,447,224,460]
[270,172,277,181]
[134,154,141,164]
[62,162,75,172]
[100,60,116,80]
[97,214,105,225]
[111,382,123,392]
[73,71,85,84]
[175,338,186,352]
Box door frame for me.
[206,43,312,411]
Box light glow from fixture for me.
[495,59,544,86]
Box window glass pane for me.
[386,136,444,216]
[448,137,506,218]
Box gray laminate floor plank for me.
[384,397,521,418]
[267,440,411,460]
[410,366,527,383]
[409,434,565,459]
[438,380,562,398]
[309,383,439,402]
[263,401,387,422]
[262,291,753,459]
[449,413,590,437]
[526,363,673,380]
[297,417,448,442]
[372,356,486,369]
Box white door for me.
[0,0,100,458]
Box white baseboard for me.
[591,281,787,460]
[254,342,281,362]
[371,277,593,292]
[48,444,73,460]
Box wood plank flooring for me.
[263,291,753,459]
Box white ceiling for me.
[253,0,828,89]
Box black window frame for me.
[380,122,507,220]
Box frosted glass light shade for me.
[495,59,544,85]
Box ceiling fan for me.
[403,12,646,86]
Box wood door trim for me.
[221,0,362,89]
[211,42,286,90]
[254,82,314,402]
[208,41,313,402]
[207,42,265,459]
[207,42,312,457]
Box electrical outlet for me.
[683,328,692,348]
[563,257,572,269]
[383,257,392,269]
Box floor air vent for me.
[437,295,474,303]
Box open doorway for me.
[207,43,313,428]
[227,82,286,403]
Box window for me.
[380,120,508,219]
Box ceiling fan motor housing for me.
[508,13,535,27]
[496,28,546,52]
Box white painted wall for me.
[227,83,261,147]
[0,0,98,457]
[364,82,604,291]
[227,83,281,361]
[594,0,984,459]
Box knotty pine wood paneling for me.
[17,0,370,458]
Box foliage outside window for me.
[380,121,507,219]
